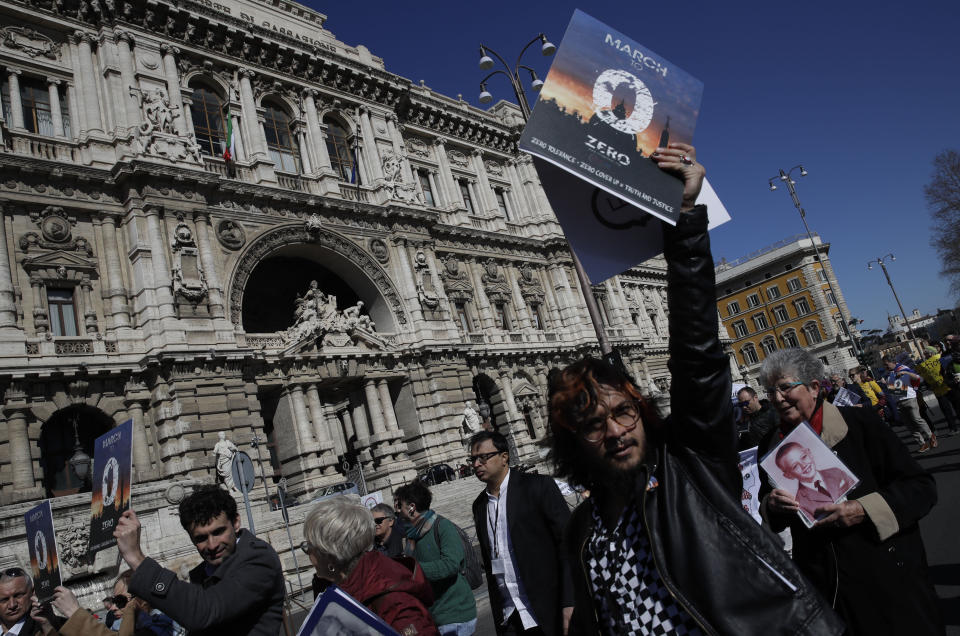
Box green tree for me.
[924,149,960,297]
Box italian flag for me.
[223,108,235,162]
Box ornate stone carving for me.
[447,149,468,168]
[283,280,376,345]
[229,225,408,327]
[380,150,421,204]
[438,254,474,303]
[138,88,179,136]
[56,524,91,570]
[170,219,207,306]
[413,250,439,309]
[484,159,504,176]
[480,258,512,304]
[171,219,195,250]
[132,88,201,163]
[405,137,430,159]
[216,219,246,250]
[517,263,545,303]
[1,26,61,59]
[304,213,323,234]
[369,238,389,264]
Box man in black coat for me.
[115,484,285,636]
[736,386,779,450]
[469,431,573,635]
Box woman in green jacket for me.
[395,481,477,635]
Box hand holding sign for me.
[653,142,705,212]
[114,509,146,571]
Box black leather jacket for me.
[565,207,843,636]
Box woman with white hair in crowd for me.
[758,347,942,635]
[302,497,438,635]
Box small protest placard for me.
[24,500,61,602]
[88,419,133,554]
[298,584,400,636]
[832,386,861,407]
[760,423,860,528]
[519,9,704,225]
[738,447,762,525]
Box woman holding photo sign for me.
[758,349,942,635]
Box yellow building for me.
[715,234,859,385]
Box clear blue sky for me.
[307,1,960,333]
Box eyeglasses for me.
[299,541,313,555]
[2,567,25,578]
[112,595,129,609]
[580,400,641,444]
[736,400,750,408]
[373,516,391,525]
[467,451,504,465]
[764,381,805,397]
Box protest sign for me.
[832,386,862,406]
[88,419,133,554]
[738,447,762,525]
[24,500,61,601]
[520,9,703,225]
[298,584,400,636]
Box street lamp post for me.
[868,254,922,358]
[768,166,858,355]
[476,34,615,358]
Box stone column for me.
[498,369,521,423]
[358,107,384,182]
[79,275,97,334]
[350,393,371,440]
[304,384,330,442]
[468,258,495,330]
[296,125,312,174]
[377,380,401,432]
[29,276,48,333]
[341,408,356,441]
[507,266,532,329]
[518,156,551,216]
[507,160,534,218]
[71,32,103,133]
[390,238,424,326]
[46,79,65,137]
[125,398,153,480]
[289,385,315,447]
[385,114,414,183]
[0,203,19,329]
[113,31,142,130]
[427,171,442,207]
[238,69,267,159]
[467,180,483,215]
[472,150,497,214]
[324,404,346,455]
[433,138,458,210]
[193,212,225,318]
[159,44,187,136]
[97,214,131,329]
[363,379,387,436]
[302,90,330,174]
[6,69,24,130]
[143,206,175,319]
[4,406,35,491]
[65,83,80,139]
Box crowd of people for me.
[8,143,946,636]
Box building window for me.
[825,290,836,306]
[3,75,70,137]
[417,170,435,206]
[529,304,545,330]
[454,302,470,332]
[631,312,641,327]
[262,102,300,173]
[817,269,827,282]
[753,313,769,330]
[190,85,226,157]
[761,337,777,355]
[836,316,849,336]
[803,322,823,345]
[727,300,741,316]
[766,285,781,300]
[746,293,761,308]
[772,305,789,324]
[459,180,475,214]
[794,297,811,315]
[742,344,759,365]
[732,320,748,338]
[48,288,78,337]
[787,277,802,292]
[495,189,511,221]
[649,313,660,336]
[782,330,800,348]
[324,117,358,183]
[494,303,510,330]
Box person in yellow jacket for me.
[850,366,884,406]
[916,346,960,435]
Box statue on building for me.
[413,250,439,309]
[462,401,482,435]
[380,150,421,204]
[283,281,377,344]
[213,431,239,491]
[139,88,179,136]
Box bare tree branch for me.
[924,150,960,297]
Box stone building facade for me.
[0,0,674,600]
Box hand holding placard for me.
[114,509,146,571]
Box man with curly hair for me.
[113,484,285,636]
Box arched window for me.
[803,322,823,345]
[761,336,777,355]
[782,330,800,348]
[39,405,115,498]
[324,116,358,183]
[190,83,226,157]
[741,344,759,365]
[263,101,301,173]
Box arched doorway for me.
[472,374,504,432]
[40,405,114,498]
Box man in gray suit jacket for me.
[115,485,285,636]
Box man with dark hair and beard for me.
[549,143,842,636]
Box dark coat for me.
[564,208,843,636]
[738,400,779,450]
[340,551,438,636]
[130,529,285,636]
[760,401,943,636]
[472,470,573,636]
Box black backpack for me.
[431,516,484,590]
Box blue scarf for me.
[403,510,436,541]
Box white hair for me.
[303,497,374,568]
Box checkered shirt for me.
[586,500,704,635]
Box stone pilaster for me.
[238,69,267,160]
[71,32,103,134]
[193,212,225,318]
[363,379,387,436]
[0,202,20,330]
[159,44,187,136]
[6,69,24,130]
[46,78,65,137]
[113,31,142,131]
[377,380,401,432]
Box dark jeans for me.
[501,611,545,636]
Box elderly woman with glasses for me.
[302,497,438,636]
[759,348,942,635]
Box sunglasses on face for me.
[373,516,391,525]
[467,451,504,465]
